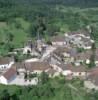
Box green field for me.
[0,18,31,55]
[0,18,30,47]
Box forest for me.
[0,0,98,54]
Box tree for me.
[4,29,14,43]
[92,43,96,50]
[11,94,19,100]
[14,51,24,63]
[14,54,19,63]
[3,29,14,52]
[5,42,14,52]
[0,89,10,100]
[88,54,95,68]
[77,47,85,53]
[88,43,96,68]
[29,16,46,38]
[24,72,28,80]
[63,85,73,100]
[40,72,49,84]
[39,83,55,97]
[15,20,22,29]
[7,32,14,42]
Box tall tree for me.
[40,71,49,84]
[0,89,10,100]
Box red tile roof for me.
[3,67,17,80]
[25,62,51,72]
[51,36,65,42]
[59,64,86,72]
[87,67,98,86]
[0,57,12,65]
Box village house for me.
[51,35,66,46]
[95,55,98,66]
[65,29,93,49]
[79,29,91,38]
[23,40,38,55]
[65,29,90,39]
[48,62,87,78]
[36,39,47,52]
[0,61,53,85]
[23,40,33,54]
[95,49,98,66]
[0,67,17,85]
[52,47,75,64]
[46,68,59,77]
[65,31,81,37]
[17,61,59,77]
[68,36,92,49]
[74,50,92,66]
[16,61,52,75]
[59,64,87,78]
[84,67,98,90]
[25,58,39,63]
[81,37,94,50]
[23,46,32,54]
[0,57,14,70]
[25,62,51,74]
[45,54,62,65]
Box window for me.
[79,72,81,75]
[4,66,6,69]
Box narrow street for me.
[40,46,56,61]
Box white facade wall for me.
[30,69,49,74]
[0,61,14,70]
[0,76,8,85]
[8,61,14,68]
[31,70,42,74]
[62,70,86,77]
[48,72,60,78]
[23,46,31,54]
[0,64,9,70]
[86,59,90,64]
[63,53,70,57]
[84,81,98,90]
[51,64,62,72]
[72,72,86,77]
[25,58,39,63]
[95,61,98,65]
[52,42,66,46]
[84,46,91,50]
[62,70,72,76]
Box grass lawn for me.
[0,18,31,53]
